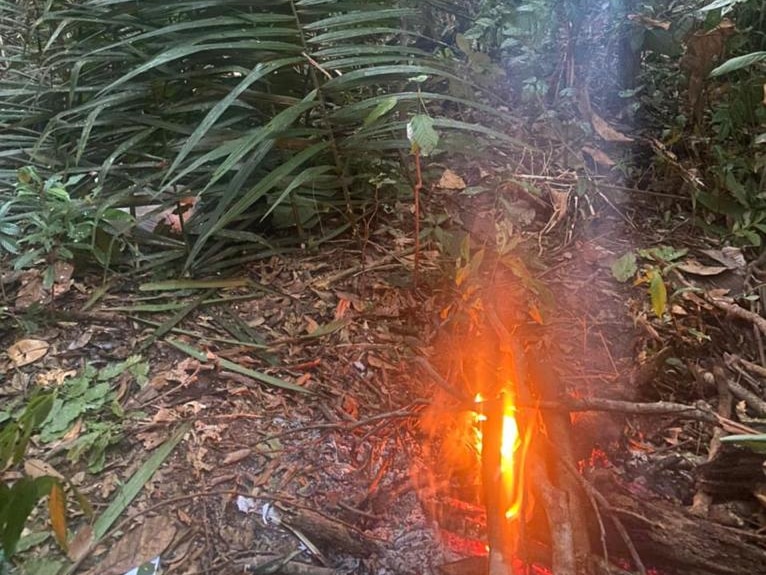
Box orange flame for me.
[473,387,531,533]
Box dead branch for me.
[709,296,766,337]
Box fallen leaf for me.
[611,253,637,282]
[68,525,93,562]
[590,112,633,142]
[677,260,727,276]
[670,304,688,316]
[222,449,252,465]
[438,169,466,190]
[649,270,667,317]
[15,271,47,309]
[35,368,77,387]
[8,339,49,367]
[98,516,176,575]
[305,316,320,334]
[335,297,351,320]
[582,145,616,167]
[51,261,74,298]
[342,395,359,419]
[25,459,65,480]
[49,482,68,552]
[700,247,746,270]
[627,14,671,30]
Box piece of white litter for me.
[262,502,282,525]
[236,495,257,514]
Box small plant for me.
[0,355,147,567]
[0,167,132,285]
[612,246,689,318]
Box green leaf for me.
[720,433,766,453]
[1,478,43,558]
[363,97,398,127]
[611,253,637,282]
[90,423,190,544]
[407,114,439,157]
[710,51,766,77]
[166,339,311,394]
[648,270,667,317]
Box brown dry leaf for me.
[342,395,359,419]
[677,260,727,276]
[590,112,633,142]
[51,261,74,298]
[438,169,466,190]
[707,288,731,299]
[222,448,252,465]
[582,145,615,167]
[136,430,168,450]
[305,316,320,334]
[152,407,180,423]
[161,196,198,235]
[627,14,670,29]
[24,459,65,480]
[295,372,312,387]
[670,304,688,316]
[98,516,177,575]
[35,368,77,387]
[8,339,49,367]
[367,354,397,370]
[99,472,119,498]
[68,525,93,562]
[15,271,46,309]
[188,446,214,473]
[701,247,745,270]
[334,297,351,320]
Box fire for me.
[473,387,530,525]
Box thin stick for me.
[413,150,423,286]
[301,51,334,80]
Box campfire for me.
[416,277,567,575]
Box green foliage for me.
[38,355,147,472]
[407,114,439,156]
[0,355,146,565]
[0,394,58,561]
[0,167,131,281]
[611,253,638,283]
[635,0,766,244]
[0,0,521,274]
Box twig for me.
[560,460,647,575]
[727,353,766,379]
[301,51,334,80]
[709,297,766,337]
[536,397,718,423]
[311,248,415,289]
[725,376,766,417]
[261,403,424,442]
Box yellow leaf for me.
[649,270,667,317]
[49,482,68,552]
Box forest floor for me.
[2,147,766,575]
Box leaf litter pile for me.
[3,154,766,575]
